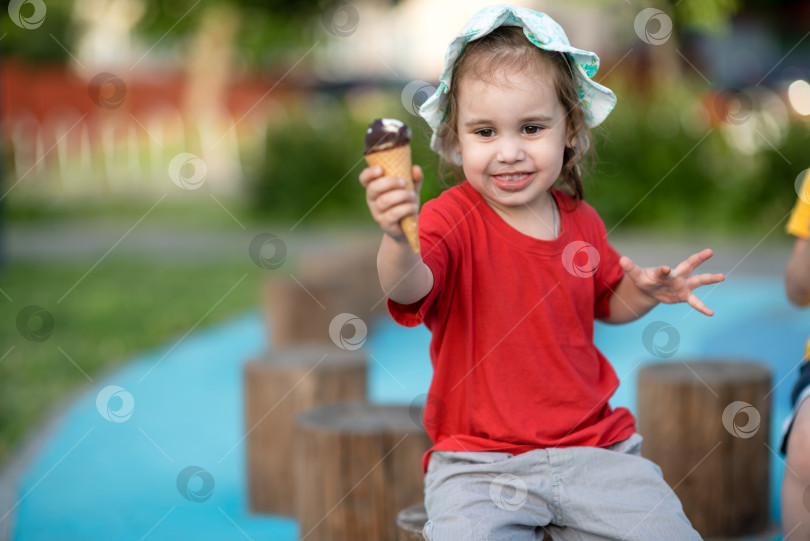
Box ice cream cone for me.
[364,145,420,253]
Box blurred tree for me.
[671,0,741,32]
[1,0,74,63]
[135,0,396,71]
[1,0,398,69]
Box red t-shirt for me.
[388,182,637,473]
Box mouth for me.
[491,172,534,191]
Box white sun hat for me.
[419,4,617,164]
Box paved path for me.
[3,222,382,263]
[3,221,794,277]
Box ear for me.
[566,128,578,150]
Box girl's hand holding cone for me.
[359,163,423,253]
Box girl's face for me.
[455,63,571,215]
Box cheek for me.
[545,134,569,160]
[457,138,478,165]
[460,148,487,173]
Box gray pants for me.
[422,434,702,541]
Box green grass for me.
[0,256,264,466]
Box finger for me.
[687,293,714,317]
[412,165,424,194]
[673,248,714,276]
[412,165,423,184]
[374,188,418,214]
[383,201,420,227]
[654,266,671,280]
[687,272,726,289]
[619,255,641,277]
[367,176,407,201]
[358,166,384,187]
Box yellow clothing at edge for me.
[787,169,810,359]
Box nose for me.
[496,135,526,163]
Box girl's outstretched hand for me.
[619,248,725,316]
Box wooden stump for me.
[637,360,771,538]
[395,503,554,541]
[298,240,386,318]
[396,503,427,541]
[296,402,431,541]
[261,274,350,348]
[261,240,385,348]
[244,347,367,515]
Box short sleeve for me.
[387,199,455,327]
[787,171,810,239]
[588,208,624,320]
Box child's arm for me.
[786,237,810,306]
[359,165,433,304]
[602,248,725,324]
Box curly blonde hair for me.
[435,26,593,202]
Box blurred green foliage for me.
[2,0,336,69]
[587,83,808,234]
[672,0,741,31]
[135,0,324,70]
[248,87,809,234]
[1,0,73,63]
[248,96,444,225]
[249,103,366,223]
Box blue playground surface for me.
[5,276,809,540]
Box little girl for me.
[359,6,723,540]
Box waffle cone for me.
[365,145,420,253]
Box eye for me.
[523,125,543,135]
[475,128,495,138]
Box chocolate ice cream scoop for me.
[364,118,411,154]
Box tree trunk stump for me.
[396,503,427,541]
[394,503,553,541]
[261,240,385,348]
[296,402,431,541]
[637,360,771,538]
[297,240,386,318]
[244,347,367,515]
